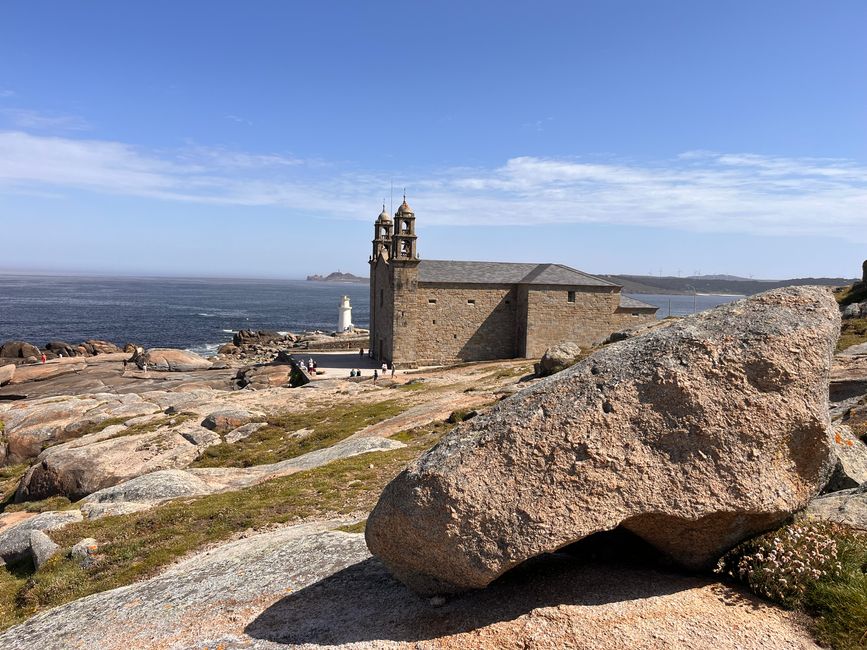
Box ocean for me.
[0,275,371,357]
[0,275,742,356]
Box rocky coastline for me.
[0,276,866,648]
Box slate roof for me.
[619,295,659,310]
[417,260,618,287]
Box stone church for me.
[369,198,658,367]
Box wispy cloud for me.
[1,109,89,131]
[225,114,253,126]
[0,130,864,242]
[0,89,15,98]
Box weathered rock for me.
[201,409,253,434]
[134,348,211,372]
[0,510,82,563]
[842,301,867,319]
[0,341,40,359]
[15,428,202,502]
[83,340,121,355]
[217,342,241,356]
[825,424,867,492]
[45,340,77,358]
[366,287,840,594]
[8,359,87,385]
[224,421,267,444]
[179,426,221,447]
[804,482,867,529]
[831,352,867,402]
[0,396,104,463]
[0,364,13,386]
[535,342,583,377]
[235,365,292,389]
[29,529,60,568]
[82,469,212,505]
[233,330,286,347]
[71,537,98,561]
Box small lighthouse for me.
[338,295,353,333]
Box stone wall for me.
[398,283,518,365]
[391,262,420,365]
[522,285,654,358]
[369,258,395,362]
[376,262,656,366]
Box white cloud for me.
[0,89,15,98]
[225,114,253,126]
[0,129,864,243]
[1,109,89,131]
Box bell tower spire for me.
[391,193,418,260]
[371,203,392,260]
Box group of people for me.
[348,362,396,383]
[299,358,317,374]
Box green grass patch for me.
[335,520,367,534]
[3,496,75,514]
[191,399,406,468]
[717,521,867,649]
[839,318,867,352]
[0,424,445,630]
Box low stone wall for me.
[303,337,369,352]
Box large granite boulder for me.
[15,425,206,501]
[134,348,211,372]
[535,342,583,377]
[366,287,840,595]
[201,409,253,434]
[0,341,40,359]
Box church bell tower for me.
[391,195,418,261]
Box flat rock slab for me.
[367,287,840,594]
[0,524,817,650]
[804,482,867,529]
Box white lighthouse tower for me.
[338,295,353,333]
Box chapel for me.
[369,198,658,367]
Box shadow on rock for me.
[246,532,705,646]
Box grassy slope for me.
[191,399,406,468]
[0,419,449,629]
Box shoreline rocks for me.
[366,287,841,595]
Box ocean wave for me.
[187,342,222,357]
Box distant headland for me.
[306,271,367,283]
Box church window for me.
[568,291,576,303]
[467,299,475,305]
[432,319,437,324]
[428,298,437,304]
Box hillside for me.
[306,271,367,283]
[601,274,858,295]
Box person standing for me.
[40,353,46,364]
[391,365,395,378]
[373,369,378,384]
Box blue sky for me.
[0,1,864,279]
